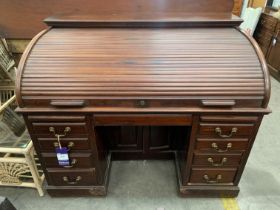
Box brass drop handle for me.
[63,158,77,168]
[53,141,75,149]
[49,127,71,148]
[49,126,71,137]
[207,157,227,167]
[62,176,82,184]
[215,127,237,138]
[211,142,232,153]
[203,174,222,184]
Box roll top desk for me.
[16,0,271,197]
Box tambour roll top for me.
[16,0,270,112]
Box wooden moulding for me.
[16,107,272,114]
[44,13,242,28]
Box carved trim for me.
[0,162,30,185]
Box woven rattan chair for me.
[0,39,45,196]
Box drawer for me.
[254,27,274,38]
[28,115,86,122]
[192,153,242,167]
[47,168,96,186]
[196,138,249,152]
[259,44,269,56]
[37,137,91,151]
[277,22,280,31]
[94,114,192,126]
[42,153,94,168]
[189,168,237,184]
[32,122,88,137]
[198,123,255,138]
[254,31,273,47]
[258,14,278,32]
[200,115,258,123]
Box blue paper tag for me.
[55,147,70,166]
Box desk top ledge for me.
[44,13,243,28]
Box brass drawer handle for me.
[215,127,237,138]
[62,176,82,184]
[211,142,232,153]
[53,141,75,149]
[49,127,71,148]
[203,174,222,184]
[62,158,77,168]
[207,157,227,167]
[49,127,71,137]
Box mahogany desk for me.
[16,0,271,197]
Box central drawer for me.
[94,114,192,126]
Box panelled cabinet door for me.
[143,126,189,153]
[97,126,143,151]
[267,29,280,73]
[144,126,173,152]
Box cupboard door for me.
[267,29,280,74]
[97,126,143,151]
[144,126,172,152]
[143,126,189,153]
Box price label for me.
[55,147,70,166]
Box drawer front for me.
[276,23,280,31]
[42,153,94,168]
[258,14,278,32]
[196,139,249,152]
[200,115,258,123]
[37,137,91,151]
[32,122,88,137]
[47,168,96,186]
[254,29,273,47]
[28,115,86,122]
[198,123,255,138]
[259,43,270,56]
[94,114,192,126]
[189,168,237,184]
[192,153,242,167]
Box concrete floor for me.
[1,77,280,210]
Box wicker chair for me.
[0,39,45,196]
